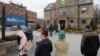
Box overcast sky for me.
[0,0,100,19]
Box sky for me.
[0,0,100,19]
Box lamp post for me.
[2,6,5,40]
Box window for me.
[81,7,87,14]
[80,0,86,2]
[82,20,86,24]
[62,11,66,17]
[10,10,12,14]
[70,20,73,23]
[61,0,65,4]
[60,10,66,17]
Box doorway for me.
[59,20,65,30]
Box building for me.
[36,18,44,25]
[0,1,37,27]
[5,3,27,26]
[27,10,37,26]
[44,3,56,27]
[0,2,4,26]
[44,0,93,30]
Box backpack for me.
[25,29,33,41]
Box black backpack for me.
[24,29,33,41]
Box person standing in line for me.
[49,24,53,37]
[35,30,53,56]
[81,25,100,56]
[16,26,28,56]
[57,23,60,32]
[25,26,33,41]
[54,30,70,56]
[33,25,44,45]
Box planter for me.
[0,40,18,56]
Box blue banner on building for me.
[5,14,26,26]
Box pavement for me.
[7,33,100,56]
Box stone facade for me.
[44,0,93,30]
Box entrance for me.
[59,20,65,30]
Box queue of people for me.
[15,24,100,56]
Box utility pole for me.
[26,11,28,26]
[2,6,5,40]
[77,4,80,30]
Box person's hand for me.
[18,46,22,51]
[17,48,21,51]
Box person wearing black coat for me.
[81,25,100,56]
[49,24,53,37]
[35,30,53,56]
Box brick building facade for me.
[0,2,3,26]
[27,10,37,26]
[0,1,37,27]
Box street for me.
[7,33,100,56]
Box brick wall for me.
[27,10,37,22]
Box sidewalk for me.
[7,34,57,56]
[7,33,100,56]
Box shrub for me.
[5,35,17,41]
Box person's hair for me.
[36,24,41,30]
[42,29,48,37]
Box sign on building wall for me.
[5,14,26,26]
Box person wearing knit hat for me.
[58,30,66,40]
[54,30,70,56]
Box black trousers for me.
[84,52,97,56]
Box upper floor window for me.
[81,7,87,14]
[80,0,86,2]
[61,0,65,4]
[62,11,66,17]
[60,10,66,17]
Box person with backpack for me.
[25,27,33,41]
